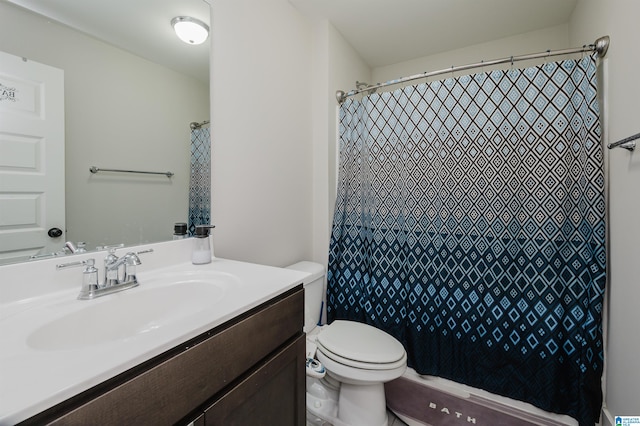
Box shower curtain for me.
[188,125,211,235]
[327,55,605,425]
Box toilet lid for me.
[316,320,405,365]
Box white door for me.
[0,51,65,262]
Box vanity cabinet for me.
[203,335,305,425]
[21,285,305,426]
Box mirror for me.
[0,0,210,264]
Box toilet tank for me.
[285,261,325,333]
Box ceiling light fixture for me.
[171,16,209,45]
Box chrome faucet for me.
[103,248,121,286]
[57,249,152,300]
[103,251,142,285]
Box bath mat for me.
[385,377,571,426]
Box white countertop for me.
[0,240,308,425]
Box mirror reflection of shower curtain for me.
[188,124,211,235]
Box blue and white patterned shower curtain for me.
[188,126,211,235]
[327,55,605,425]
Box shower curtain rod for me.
[336,35,610,104]
[190,120,210,130]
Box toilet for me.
[286,262,407,426]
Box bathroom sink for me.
[0,249,309,425]
[26,271,235,351]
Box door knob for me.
[48,227,63,238]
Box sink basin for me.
[26,271,236,351]
[0,248,310,425]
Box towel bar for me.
[89,166,174,178]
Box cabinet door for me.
[204,335,305,426]
[28,287,303,426]
[190,413,205,426]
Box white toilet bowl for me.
[286,262,408,426]
[314,320,407,426]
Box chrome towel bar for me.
[89,166,174,178]
[607,132,639,152]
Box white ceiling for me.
[5,0,211,83]
[5,0,578,82]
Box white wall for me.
[373,24,570,83]
[311,21,371,267]
[569,0,640,422]
[210,0,314,267]
[309,19,331,268]
[209,0,371,268]
[0,2,209,250]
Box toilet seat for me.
[316,320,406,370]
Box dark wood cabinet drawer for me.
[204,335,306,426]
[24,286,303,426]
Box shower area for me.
[188,120,211,235]
[328,38,610,426]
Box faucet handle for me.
[124,252,141,264]
[103,249,120,287]
[95,243,125,251]
[64,241,78,253]
[104,247,118,260]
[56,258,100,300]
[123,252,142,283]
[81,259,100,296]
[56,258,94,270]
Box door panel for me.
[0,50,65,262]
